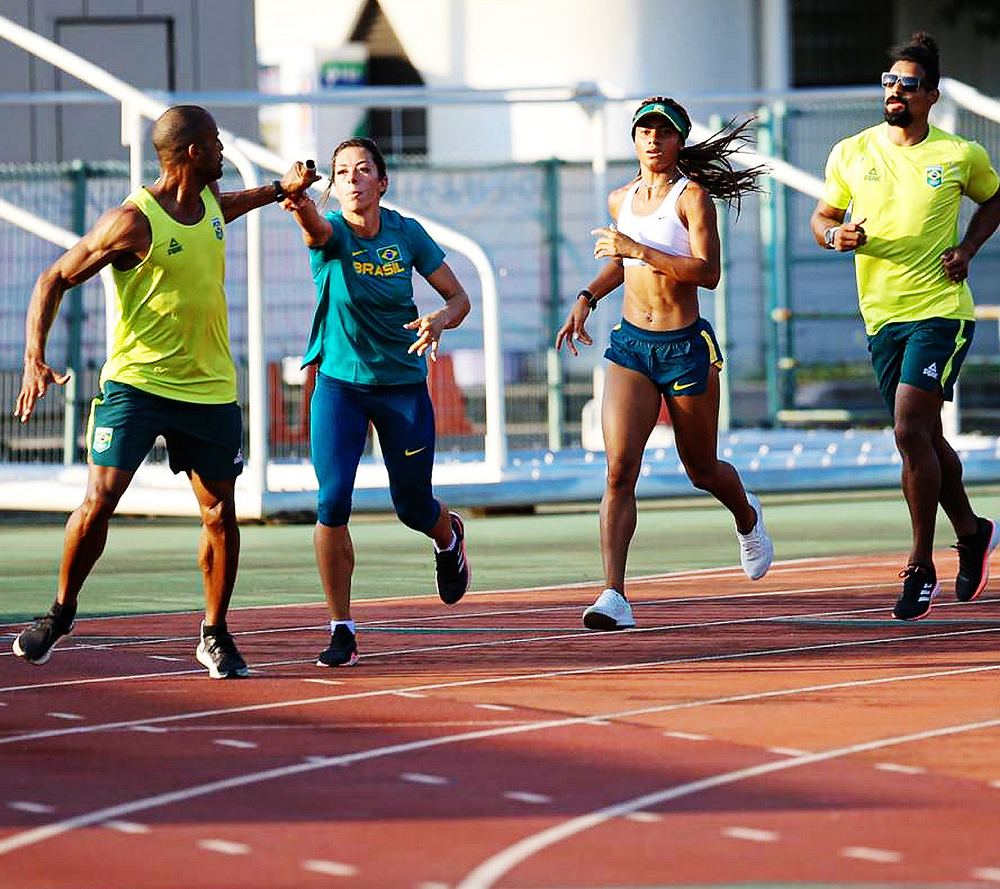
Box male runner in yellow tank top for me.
[811,33,1000,621]
[12,105,318,676]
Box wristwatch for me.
[823,226,839,249]
[273,180,287,202]
[579,289,598,310]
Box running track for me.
[2,552,1000,888]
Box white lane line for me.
[874,762,925,774]
[148,656,184,662]
[401,772,449,785]
[841,846,902,863]
[0,594,991,693]
[972,867,1000,883]
[6,641,997,749]
[475,704,513,711]
[393,691,427,698]
[722,827,779,842]
[503,791,552,804]
[197,839,250,855]
[3,672,999,858]
[664,731,710,741]
[213,739,258,749]
[103,820,149,834]
[585,718,612,726]
[46,712,83,720]
[9,802,54,814]
[301,859,357,877]
[303,678,342,685]
[129,726,169,733]
[624,811,661,822]
[768,747,809,756]
[415,882,450,889]
[453,716,1000,889]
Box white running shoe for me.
[737,493,774,580]
[582,588,636,630]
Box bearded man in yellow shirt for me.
[811,33,1000,621]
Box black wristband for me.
[579,289,598,310]
[272,180,286,202]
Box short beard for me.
[884,105,913,127]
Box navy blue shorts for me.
[310,373,441,530]
[604,317,724,397]
[867,318,974,412]
[87,380,243,479]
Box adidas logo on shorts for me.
[923,362,939,380]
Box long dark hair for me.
[320,137,388,206]
[634,96,767,214]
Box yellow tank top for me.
[103,186,237,403]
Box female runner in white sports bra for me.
[555,96,774,631]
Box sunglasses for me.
[881,72,925,92]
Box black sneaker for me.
[954,517,1000,603]
[893,564,939,621]
[195,621,249,679]
[435,511,470,605]
[12,602,76,665]
[317,624,359,667]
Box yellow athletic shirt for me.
[823,123,999,335]
[103,186,237,403]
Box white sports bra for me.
[615,177,691,266]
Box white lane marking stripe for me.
[213,739,258,749]
[475,704,513,711]
[769,747,809,756]
[874,762,925,774]
[103,820,149,834]
[2,671,998,859]
[129,725,168,733]
[503,791,551,804]
[198,839,250,855]
[4,634,998,747]
[452,717,1000,889]
[401,773,449,785]
[664,731,710,741]
[722,827,779,842]
[0,587,982,692]
[841,846,902,863]
[393,691,427,698]
[302,859,357,876]
[303,678,342,685]
[9,802,54,813]
[972,868,1000,882]
[624,811,661,822]
[148,656,184,662]
[46,712,83,720]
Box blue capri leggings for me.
[311,372,441,531]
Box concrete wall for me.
[0,0,258,163]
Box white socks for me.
[331,619,356,635]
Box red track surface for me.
[2,552,1000,889]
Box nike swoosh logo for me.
[404,447,427,457]
[672,380,698,392]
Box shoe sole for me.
[582,610,635,631]
[196,646,250,679]
[316,651,360,667]
[957,519,999,603]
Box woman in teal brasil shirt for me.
[283,138,472,668]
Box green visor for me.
[630,102,690,140]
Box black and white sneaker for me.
[954,517,999,602]
[893,564,939,621]
[317,624,359,667]
[435,511,470,605]
[195,621,249,679]
[12,602,76,665]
